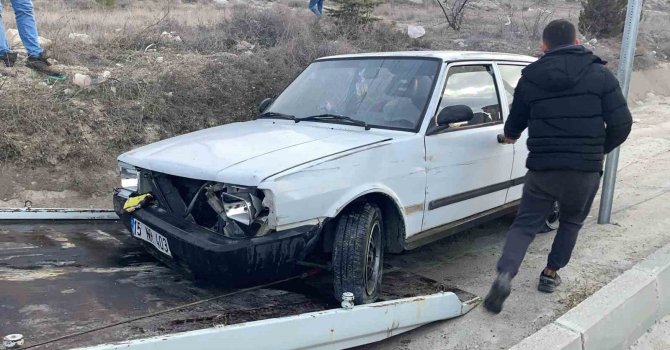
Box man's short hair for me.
[542,19,577,49]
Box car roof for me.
[317,51,537,63]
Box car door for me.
[496,62,530,203]
[422,62,515,231]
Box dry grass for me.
[0,0,426,193]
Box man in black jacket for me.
[484,19,633,314]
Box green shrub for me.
[0,141,20,161]
[328,0,382,27]
[95,0,116,8]
[578,0,626,39]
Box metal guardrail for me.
[0,207,117,220]
[73,291,480,350]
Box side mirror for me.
[435,105,474,126]
[258,98,274,113]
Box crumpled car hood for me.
[118,119,391,186]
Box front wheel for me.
[539,201,560,233]
[332,202,384,305]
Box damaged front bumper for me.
[113,188,322,286]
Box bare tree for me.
[435,0,470,32]
[521,6,554,40]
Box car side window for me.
[436,64,501,129]
[498,64,525,108]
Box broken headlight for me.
[221,187,262,226]
[205,183,270,238]
[117,161,139,191]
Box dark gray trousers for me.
[497,170,601,277]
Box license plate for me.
[130,217,172,257]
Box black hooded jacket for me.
[505,45,633,172]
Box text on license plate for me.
[131,217,172,257]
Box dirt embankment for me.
[0,0,669,209]
[629,63,670,101]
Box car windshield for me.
[265,58,441,131]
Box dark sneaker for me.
[1,52,17,67]
[26,52,63,77]
[484,272,512,314]
[538,271,562,293]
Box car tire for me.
[333,202,384,305]
[539,201,560,233]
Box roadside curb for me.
[510,243,670,350]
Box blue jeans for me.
[0,0,43,58]
[308,0,324,17]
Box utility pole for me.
[598,0,644,224]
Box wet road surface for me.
[0,220,488,349]
[0,221,325,348]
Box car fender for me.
[258,135,426,237]
[329,184,407,219]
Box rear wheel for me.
[332,202,384,305]
[539,201,560,233]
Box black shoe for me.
[1,52,17,67]
[26,52,63,77]
[538,271,562,293]
[484,272,512,314]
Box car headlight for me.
[221,187,263,226]
[117,161,139,191]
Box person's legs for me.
[10,0,61,76]
[496,173,557,277]
[0,2,11,55]
[537,171,600,293]
[485,171,557,313]
[317,0,324,16]
[0,2,18,68]
[11,0,43,58]
[308,0,322,17]
[546,171,601,271]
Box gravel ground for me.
[631,315,670,349]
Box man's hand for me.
[502,136,517,144]
[497,134,518,144]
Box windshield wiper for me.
[297,114,370,130]
[257,111,296,121]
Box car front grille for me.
[138,169,219,229]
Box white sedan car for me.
[113,51,559,304]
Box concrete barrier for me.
[511,323,581,350]
[510,244,670,350]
